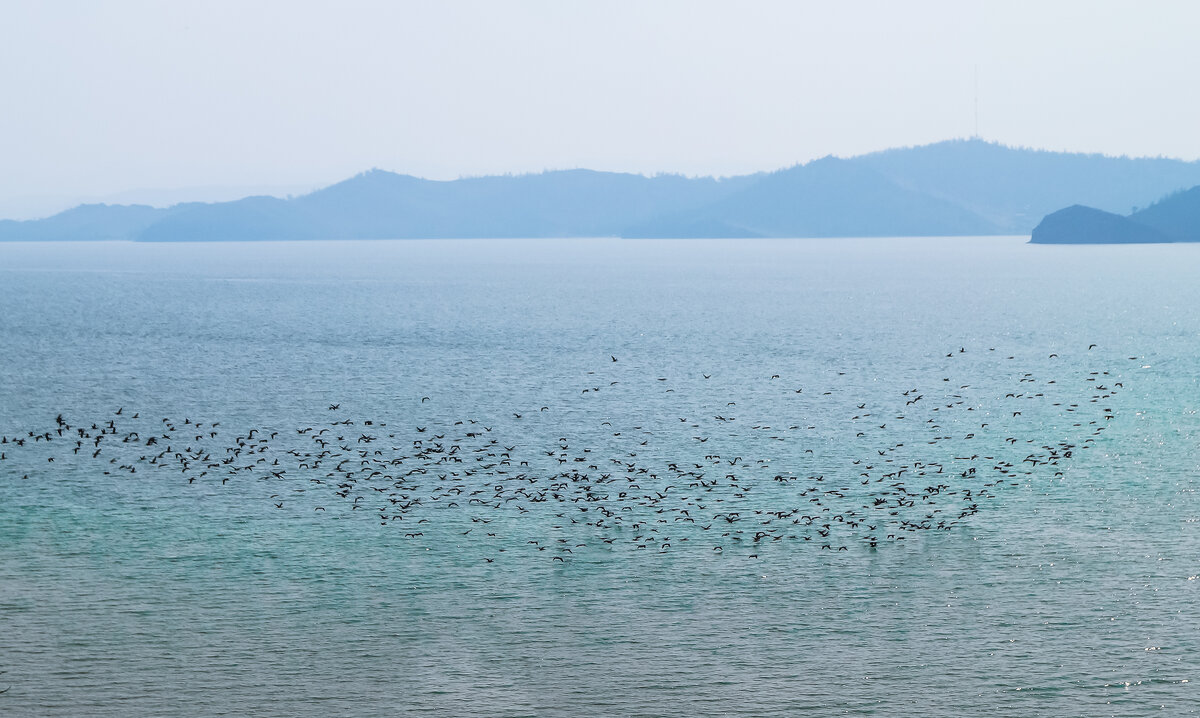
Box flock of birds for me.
[1,345,1125,562]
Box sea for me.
[1,236,1199,717]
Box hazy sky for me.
[2,1,1199,217]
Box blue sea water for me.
[1,236,1199,717]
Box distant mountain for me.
[856,140,1200,232]
[297,168,754,239]
[1030,185,1200,244]
[625,156,998,237]
[7,139,1200,241]
[0,203,168,241]
[137,196,324,242]
[127,169,756,241]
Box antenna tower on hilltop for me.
[973,65,980,139]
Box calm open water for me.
[1,237,1199,717]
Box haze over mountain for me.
[6,139,1200,242]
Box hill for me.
[624,156,997,237]
[0,203,168,241]
[1129,186,1200,241]
[6,139,1200,241]
[857,140,1200,232]
[1030,185,1200,244]
[1030,206,1170,244]
[128,169,756,241]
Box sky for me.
[1,0,1199,218]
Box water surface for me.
[2,237,1199,716]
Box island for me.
[1031,186,1200,244]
